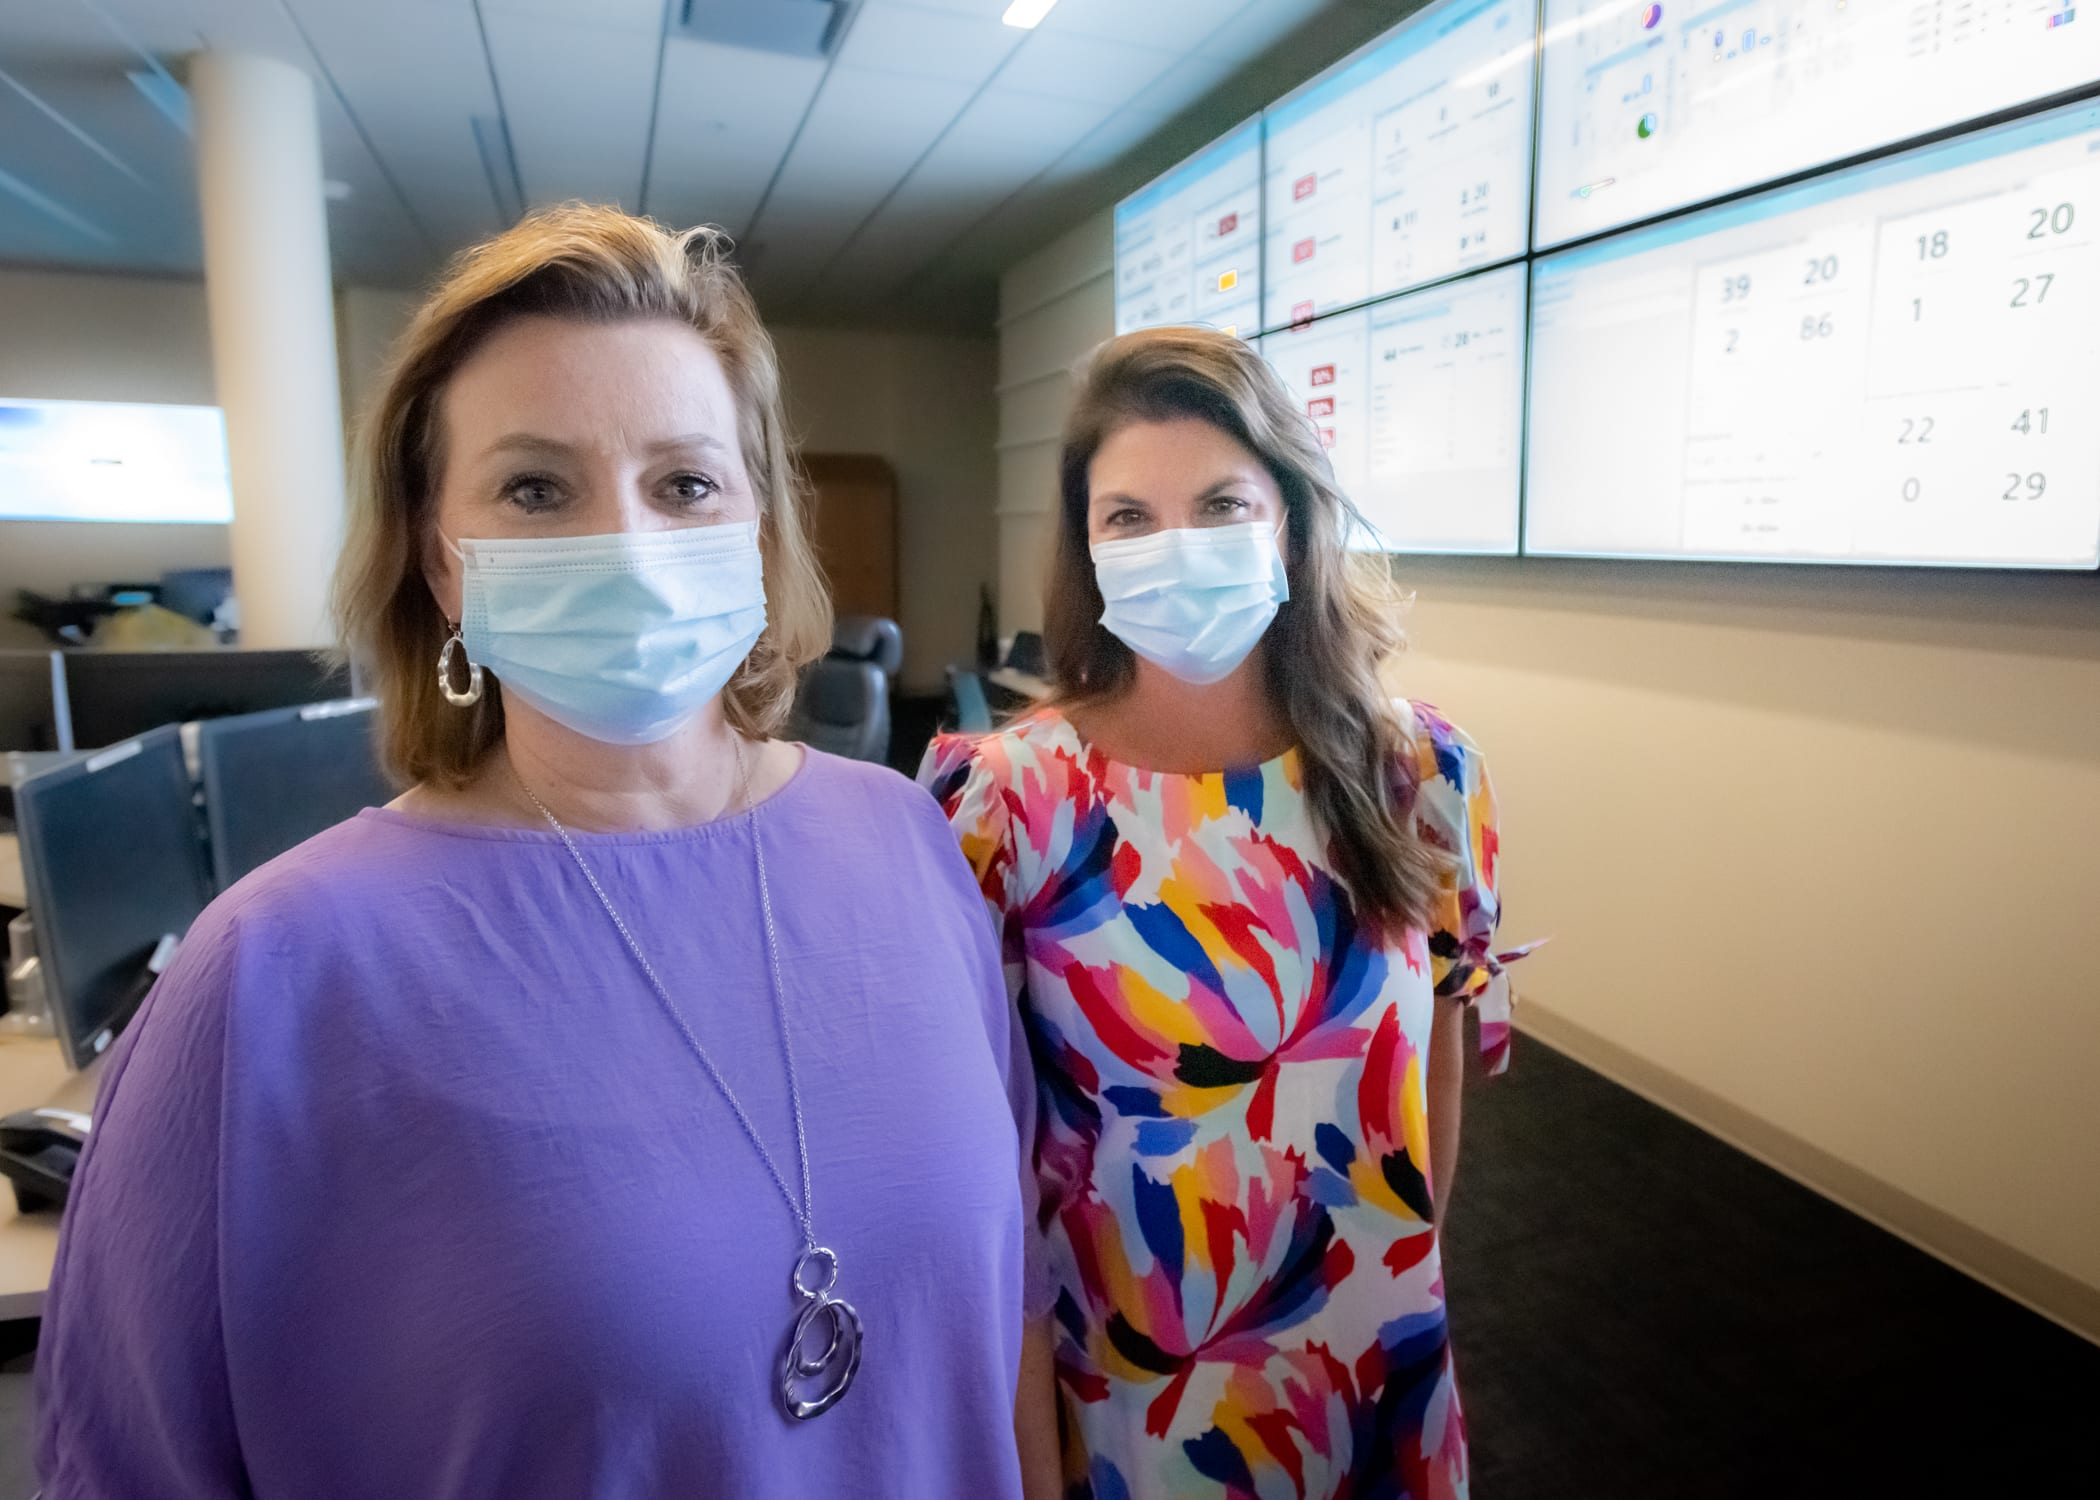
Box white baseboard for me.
[1513,998,2100,1348]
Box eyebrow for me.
[1094,476,1259,508]
[479,432,731,461]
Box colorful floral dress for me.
[922,702,1514,1500]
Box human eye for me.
[1205,493,1250,517]
[663,471,722,507]
[501,472,566,514]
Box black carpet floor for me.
[1442,1038,2100,1496]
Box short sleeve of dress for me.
[917,732,1025,996]
[1399,700,1520,1076]
[913,737,1053,1317]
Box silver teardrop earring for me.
[438,624,484,707]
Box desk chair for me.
[831,616,903,680]
[946,667,993,736]
[791,659,889,763]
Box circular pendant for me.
[780,1246,862,1421]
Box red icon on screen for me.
[1319,428,1337,448]
[1293,238,1316,263]
[1295,173,1317,201]
[1310,364,1336,386]
[1292,300,1315,329]
[1217,211,1238,235]
[1307,396,1335,417]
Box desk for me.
[0,1036,98,1320]
[0,834,22,911]
[986,668,1051,703]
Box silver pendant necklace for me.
[514,741,862,1422]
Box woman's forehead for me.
[443,316,742,460]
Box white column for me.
[189,51,346,650]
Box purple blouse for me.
[36,750,1036,1499]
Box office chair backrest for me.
[790,658,889,764]
[831,615,903,679]
[946,667,993,736]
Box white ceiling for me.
[0,0,1419,330]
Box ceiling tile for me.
[992,31,1179,105]
[859,0,1010,17]
[484,13,661,206]
[837,2,1023,84]
[1193,0,1332,62]
[1045,0,1263,52]
[644,40,825,236]
[768,67,976,202]
[1125,49,1251,117]
[482,0,662,33]
[904,85,1116,195]
[288,0,502,256]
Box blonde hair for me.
[1046,326,1441,935]
[333,204,831,789]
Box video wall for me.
[1113,0,2100,568]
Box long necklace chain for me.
[512,743,816,1249]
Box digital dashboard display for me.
[1261,264,1526,554]
[1115,119,1262,337]
[1526,101,2100,568]
[1261,0,1535,332]
[1536,0,2100,249]
[0,398,232,525]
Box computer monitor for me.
[13,726,213,1069]
[0,651,73,755]
[196,698,395,893]
[63,648,351,749]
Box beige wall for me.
[771,325,998,693]
[995,209,1111,638]
[997,215,2100,1341]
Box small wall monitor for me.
[1262,263,1526,555]
[1261,0,1536,332]
[1525,100,2100,568]
[0,397,232,524]
[196,698,395,894]
[63,649,352,749]
[1535,0,2100,250]
[14,726,212,1069]
[1114,118,1262,337]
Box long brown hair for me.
[1045,327,1442,935]
[332,204,831,789]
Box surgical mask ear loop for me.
[438,623,484,707]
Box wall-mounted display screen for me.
[1261,0,1536,332]
[1114,119,1262,337]
[1536,0,2100,250]
[1265,264,1526,554]
[1108,0,2100,567]
[1527,101,2100,568]
[0,398,233,525]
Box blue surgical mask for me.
[1091,521,1290,686]
[449,523,767,745]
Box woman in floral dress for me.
[925,328,1519,1500]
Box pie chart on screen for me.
[1642,4,1663,27]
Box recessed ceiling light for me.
[323,179,353,201]
[1001,0,1059,29]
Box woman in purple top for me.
[36,206,1059,1498]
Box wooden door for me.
[801,453,899,621]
